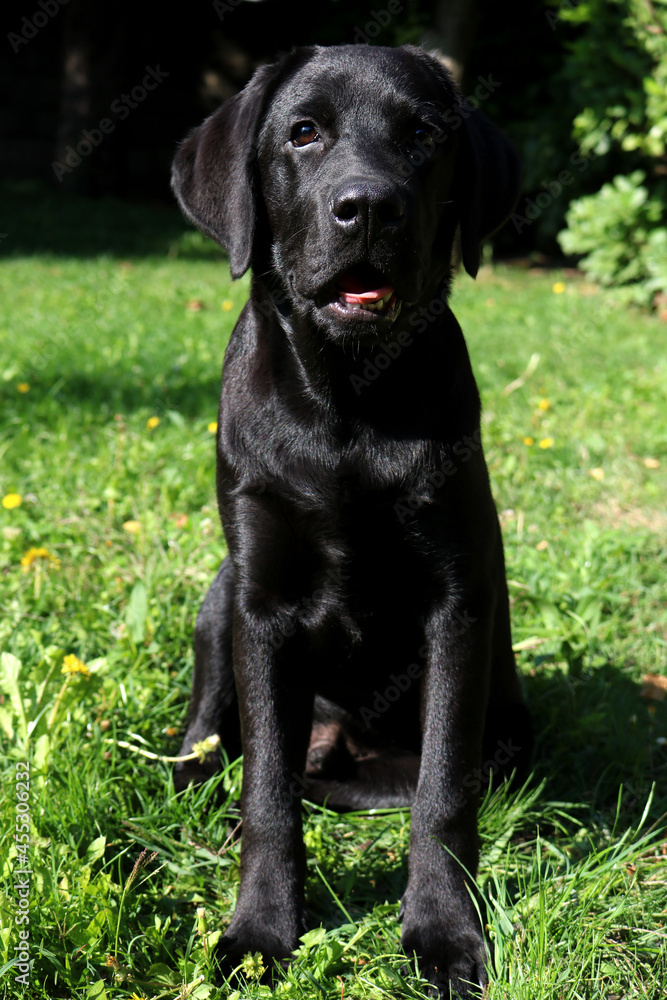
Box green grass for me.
[0,180,666,999]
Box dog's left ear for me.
[457,109,522,278]
[171,51,312,279]
[171,64,281,279]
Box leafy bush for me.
[558,0,667,161]
[558,170,667,304]
[555,0,667,303]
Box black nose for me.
[330,179,405,234]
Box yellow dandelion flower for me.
[240,951,266,980]
[146,416,160,430]
[17,383,30,393]
[21,546,61,571]
[222,300,234,311]
[62,654,90,677]
[2,493,22,509]
[552,282,565,294]
[644,457,660,469]
[523,437,534,446]
[536,540,549,551]
[539,437,554,449]
[208,421,218,434]
[589,468,604,481]
[538,398,550,411]
[122,520,141,534]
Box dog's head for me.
[172,44,520,344]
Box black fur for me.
[171,44,531,999]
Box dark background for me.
[1,0,578,254]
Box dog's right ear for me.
[171,59,289,279]
[457,109,522,279]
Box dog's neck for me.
[248,274,480,442]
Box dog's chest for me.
[297,438,459,593]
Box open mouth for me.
[322,265,402,323]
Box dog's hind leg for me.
[304,749,420,811]
[174,557,240,791]
[303,698,420,810]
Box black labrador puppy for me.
[171,43,531,999]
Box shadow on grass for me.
[525,662,665,819]
[0,179,224,261]
[28,371,226,421]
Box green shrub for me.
[552,0,667,302]
[558,0,667,161]
[558,170,667,304]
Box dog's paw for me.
[406,941,488,999]
[213,907,307,986]
[173,742,223,794]
[214,932,286,986]
[418,946,487,999]
[401,903,488,999]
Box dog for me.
[171,43,531,999]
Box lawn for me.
[0,180,666,1000]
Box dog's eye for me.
[291,122,320,147]
[408,127,436,160]
[414,128,435,150]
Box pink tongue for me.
[338,273,394,304]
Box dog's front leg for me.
[216,607,312,977]
[401,595,493,999]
